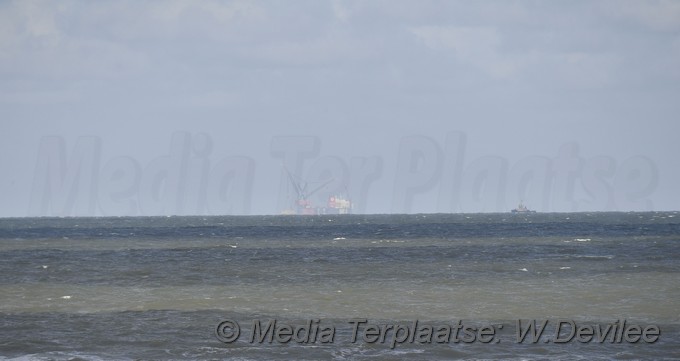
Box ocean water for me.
[0,213,679,360]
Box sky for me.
[1,0,679,216]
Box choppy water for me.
[0,213,679,360]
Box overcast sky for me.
[1,0,679,216]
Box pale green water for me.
[0,213,679,360]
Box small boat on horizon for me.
[511,201,536,213]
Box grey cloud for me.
[1,0,678,216]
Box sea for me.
[0,212,679,360]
